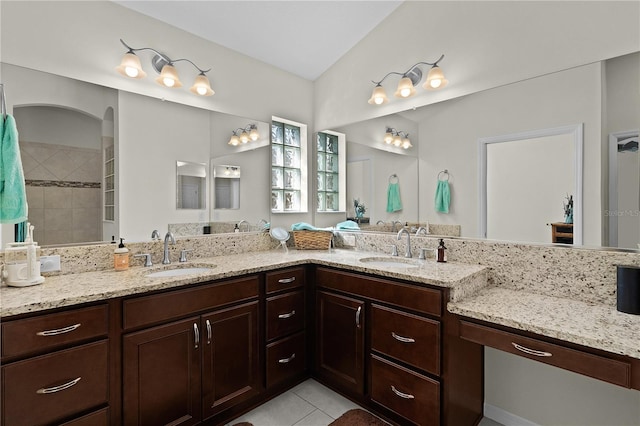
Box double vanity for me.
[1,238,639,426]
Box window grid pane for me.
[317,132,341,212]
[272,120,302,212]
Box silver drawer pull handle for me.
[278,277,296,284]
[356,306,362,328]
[278,353,296,364]
[278,310,296,319]
[194,323,200,349]
[512,342,552,357]
[37,377,81,394]
[391,385,415,399]
[36,323,81,336]
[392,332,415,343]
[206,319,212,345]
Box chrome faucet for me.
[416,227,428,236]
[151,229,161,241]
[391,220,402,232]
[237,220,249,232]
[162,232,176,264]
[397,228,412,258]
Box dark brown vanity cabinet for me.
[1,304,110,426]
[265,267,307,389]
[313,266,482,426]
[315,290,365,395]
[122,276,261,425]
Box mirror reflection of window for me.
[177,161,207,210]
[213,165,240,210]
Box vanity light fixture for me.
[368,55,448,105]
[224,166,240,176]
[116,39,214,96]
[384,127,412,149]
[228,124,260,146]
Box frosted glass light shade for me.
[249,127,260,141]
[240,131,250,144]
[368,85,389,105]
[402,137,412,149]
[393,135,402,146]
[424,65,448,90]
[155,64,183,88]
[228,134,240,146]
[116,52,146,79]
[394,77,416,98]
[189,73,214,96]
[384,131,394,144]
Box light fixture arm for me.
[120,39,211,75]
[371,54,445,86]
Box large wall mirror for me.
[340,51,639,249]
[0,62,270,246]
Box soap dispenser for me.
[437,239,447,263]
[114,238,129,271]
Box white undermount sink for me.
[145,267,216,278]
[359,257,421,269]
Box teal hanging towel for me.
[434,170,451,213]
[0,114,28,224]
[386,174,403,212]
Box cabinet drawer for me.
[370,355,440,426]
[123,275,259,330]
[60,408,109,426]
[316,267,442,317]
[2,340,109,426]
[371,304,440,376]
[266,332,305,388]
[1,304,108,359]
[266,267,305,293]
[266,290,305,341]
[459,320,632,388]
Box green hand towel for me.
[0,115,28,224]
[386,182,403,212]
[435,179,450,213]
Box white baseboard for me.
[484,403,540,426]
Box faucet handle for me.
[179,249,193,263]
[389,244,399,257]
[134,253,153,267]
[418,248,429,260]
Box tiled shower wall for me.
[20,141,102,245]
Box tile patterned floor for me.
[228,379,503,426]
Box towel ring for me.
[437,169,450,181]
[389,174,399,184]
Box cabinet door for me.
[123,317,201,426]
[201,301,261,420]
[316,291,365,395]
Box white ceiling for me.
[115,0,403,81]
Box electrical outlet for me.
[40,255,61,272]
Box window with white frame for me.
[271,118,307,212]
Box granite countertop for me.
[448,287,640,360]
[0,249,488,317]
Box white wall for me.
[485,348,640,426]
[14,106,101,149]
[0,1,314,125]
[416,62,602,246]
[314,1,639,130]
[118,91,210,241]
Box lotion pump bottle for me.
[437,239,447,263]
[114,238,129,271]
